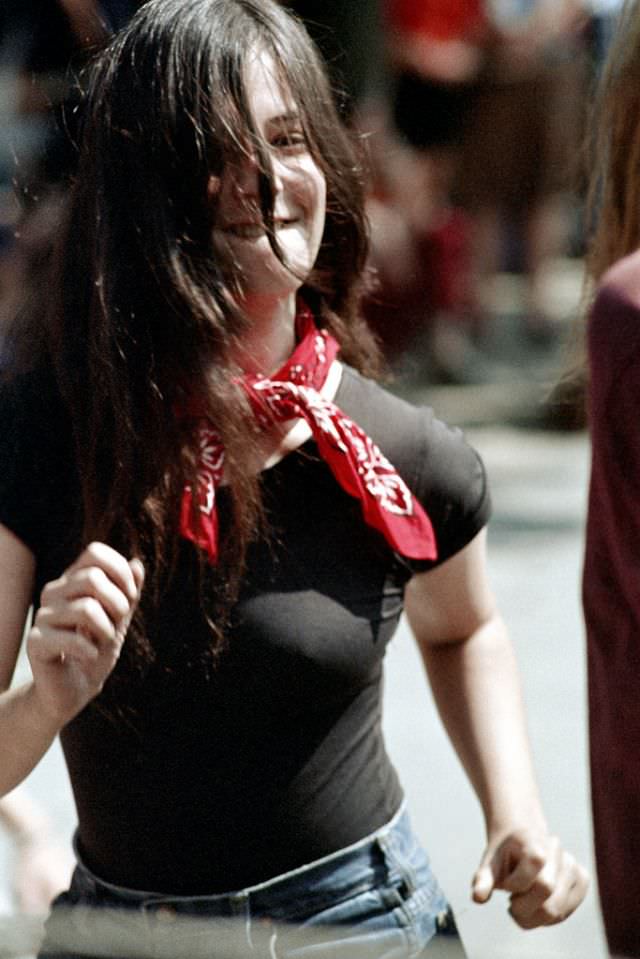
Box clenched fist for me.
[27,543,144,727]
[472,827,590,929]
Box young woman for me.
[582,2,640,955]
[0,1,588,956]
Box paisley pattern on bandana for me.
[180,303,437,563]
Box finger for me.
[509,854,589,929]
[67,542,139,602]
[129,557,145,594]
[54,566,133,624]
[471,864,495,903]
[497,837,550,895]
[38,597,119,647]
[28,625,100,665]
[508,859,560,926]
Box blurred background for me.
[0,1,621,957]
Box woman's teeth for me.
[225,219,298,239]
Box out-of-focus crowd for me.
[0,0,624,391]
[0,1,624,391]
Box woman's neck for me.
[233,292,297,375]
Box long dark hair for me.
[25,0,381,654]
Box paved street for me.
[0,418,606,958]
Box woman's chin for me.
[236,259,313,299]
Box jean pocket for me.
[377,841,462,956]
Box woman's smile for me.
[212,48,327,300]
[221,216,302,239]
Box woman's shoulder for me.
[336,366,430,463]
[336,366,419,420]
[337,365,489,521]
[589,251,640,386]
[600,249,640,302]
[591,251,640,343]
[336,366,490,568]
[337,364,474,448]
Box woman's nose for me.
[231,152,284,200]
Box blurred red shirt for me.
[384,0,488,42]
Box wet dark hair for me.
[34,0,380,656]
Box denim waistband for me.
[70,800,413,922]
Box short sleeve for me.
[334,368,491,571]
[409,406,491,571]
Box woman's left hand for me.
[471,828,590,928]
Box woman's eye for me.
[272,130,307,151]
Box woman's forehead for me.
[243,48,300,125]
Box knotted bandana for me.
[180,304,437,563]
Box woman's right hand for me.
[27,543,144,727]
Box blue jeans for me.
[39,803,466,958]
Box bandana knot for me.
[180,304,438,563]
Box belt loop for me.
[374,829,397,883]
[374,810,419,896]
[71,861,98,898]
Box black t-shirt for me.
[0,364,490,895]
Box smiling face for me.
[211,49,327,304]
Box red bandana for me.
[180,304,438,563]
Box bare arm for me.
[0,524,59,795]
[0,525,144,797]
[405,528,589,928]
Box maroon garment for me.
[584,250,640,957]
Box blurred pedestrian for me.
[361,0,493,377]
[586,0,626,64]
[284,1,380,118]
[582,2,640,956]
[0,2,587,957]
[457,0,589,343]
